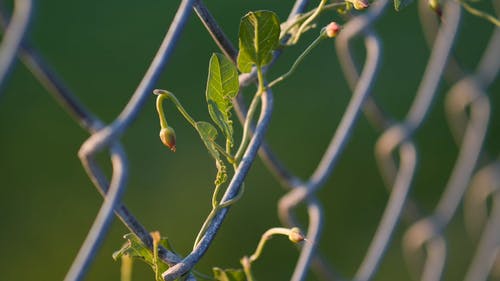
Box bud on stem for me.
[159,127,176,152]
[241,227,306,281]
[325,22,341,38]
[346,0,369,10]
[288,227,306,243]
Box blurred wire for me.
[0,1,195,280]
[464,161,500,281]
[402,1,499,280]
[0,0,32,93]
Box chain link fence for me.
[0,0,499,280]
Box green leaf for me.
[206,53,239,146]
[394,0,414,11]
[112,233,170,281]
[195,121,220,160]
[213,268,246,281]
[195,121,228,187]
[237,10,280,73]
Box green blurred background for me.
[0,0,499,280]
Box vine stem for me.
[155,90,246,251]
[257,65,265,93]
[240,227,305,281]
[456,0,500,26]
[234,92,261,162]
[154,89,235,163]
[214,143,235,163]
[120,255,133,281]
[154,90,196,127]
[195,179,245,249]
[162,87,274,281]
[156,94,169,129]
[241,257,255,281]
[212,183,222,208]
[292,0,327,44]
[268,32,327,89]
[193,208,218,249]
[225,139,232,156]
[280,2,345,40]
[235,67,265,163]
[152,232,162,281]
[249,227,296,262]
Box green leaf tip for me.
[237,10,280,73]
[213,267,246,281]
[206,53,239,146]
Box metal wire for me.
[0,0,31,93]
[402,2,500,280]
[463,161,500,281]
[0,0,499,281]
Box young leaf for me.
[394,0,414,11]
[213,268,246,281]
[237,10,280,73]
[195,121,220,161]
[206,53,240,146]
[195,121,228,187]
[113,233,170,281]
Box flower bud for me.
[325,22,341,38]
[347,0,369,10]
[288,227,305,243]
[159,126,176,152]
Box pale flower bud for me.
[347,0,370,10]
[325,22,341,38]
[159,126,176,152]
[288,227,305,243]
